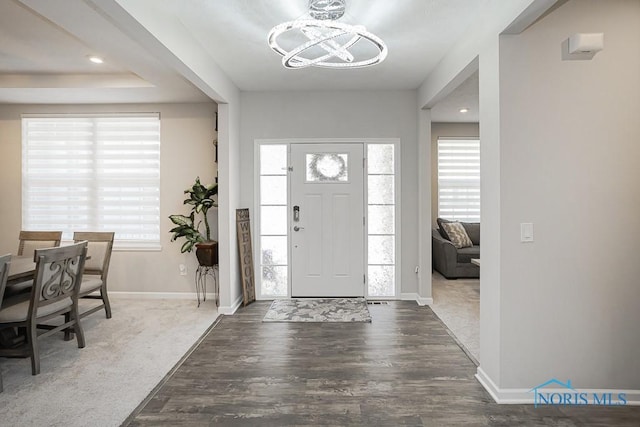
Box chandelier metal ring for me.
[268,20,388,69]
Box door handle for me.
[293,226,305,232]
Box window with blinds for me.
[22,114,161,249]
[437,138,480,222]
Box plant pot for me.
[195,241,218,267]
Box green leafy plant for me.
[169,177,218,253]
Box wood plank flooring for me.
[126,301,640,426]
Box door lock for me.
[293,226,305,232]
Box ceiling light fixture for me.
[459,108,469,113]
[88,56,104,64]
[268,0,388,69]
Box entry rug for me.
[262,298,372,323]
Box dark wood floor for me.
[126,301,640,426]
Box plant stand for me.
[195,265,218,307]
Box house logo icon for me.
[529,378,627,407]
[529,379,575,407]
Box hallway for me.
[128,301,640,426]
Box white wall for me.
[478,36,503,388]
[92,0,244,312]
[0,102,218,295]
[239,90,420,295]
[498,0,640,390]
[431,122,480,227]
[417,109,432,303]
[217,101,244,311]
[418,0,538,109]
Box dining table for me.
[7,255,36,286]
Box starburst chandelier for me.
[267,0,388,69]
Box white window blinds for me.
[437,138,480,222]
[22,114,161,249]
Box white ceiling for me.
[0,0,209,104]
[157,0,483,91]
[431,70,479,122]
[0,0,485,120]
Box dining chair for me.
[5,231,63,299]
[0,254,10,392]
[0,241,87,376]
[73,232,115,319]
[0,254,10,308]
[17,230,62,257]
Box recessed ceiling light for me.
[459,108,469,113]
[88,56,104,64]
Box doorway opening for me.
[429,70,480,363]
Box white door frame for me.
[254,138,401,300]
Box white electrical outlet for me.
[179,264,187,275]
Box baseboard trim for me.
[218,294,243,315]
[475,367,512,403]
[417,296,433,306]
[400,293,433,306]
[476,367,640,405]
[110,291,217,300]
[110,292,242,313]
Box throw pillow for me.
[436,217,453,240]
[461,222,480,246]
[440,221,473,249]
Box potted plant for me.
[169,177,218,266]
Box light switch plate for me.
[521,223,534,242]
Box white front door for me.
[290,144,365,297]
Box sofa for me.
[432,220,480,279]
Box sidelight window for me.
[258,144,289,297]
[366,143,396,297]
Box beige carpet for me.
[430,272,480,363]
[0,298,218,427]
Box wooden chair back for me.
[30,241,87,317]
[72,232,114,279]
[18,231,62,257]
[0,254,10,308]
